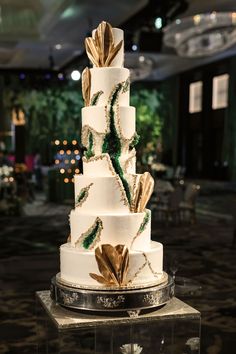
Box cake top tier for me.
[85,21,124,68]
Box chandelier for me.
[163,12,236,57]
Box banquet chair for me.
[152,186,183,225]
[179,183,200,224]
[168,185,183,225]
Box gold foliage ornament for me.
[85,21,123,67]
[82,67,91,106]
[132,172,154,213]
[90,244,129,286]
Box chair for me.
[179,183,200,223]
[152,186,183,225]
[168,186,183,224]
[174,165,186,180]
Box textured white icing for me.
[83,155,114,177]
[92,27,124,68]
[60,241,163,287]
[83,154,136,177]
[90,68,130,106]
[70,209,151,250]
[74,175,129,213]
[82,106,135,138]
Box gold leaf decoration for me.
[89,244,129,286]
[132,172,154,212]
[82,67,91,106]
[85,21,123,67]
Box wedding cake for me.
[59,22,164,289]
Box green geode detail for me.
[102,80,131,204]
[122,77,130,93]
[75,183,93,208]
[90,90,104,105]
[75,217,103,250]
[137,210,150,235]
[129,132,140,150]
[85,132,95,159]
[130,209,150,248]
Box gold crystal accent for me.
[132,172,154,212]
[82,67,91,106]
[90,244,129,286]
[85,21,123,67]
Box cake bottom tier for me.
[60,241,163,288]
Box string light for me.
[68,168,72,173]
[60,168,65,174]
[55,159,60,164]
[66,150,71,155]
[65,159,69,164]
[75,168,80,174]
[74,149,79,155]
[64,178,69,183]
[71,159,76,164]
[63,140,67,145]
[72,140,77,145]
[71,178,74,183]
[55,140,60,145]
[9,177,14,182]
[59,150,64,155]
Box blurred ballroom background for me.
[0,1,236,353]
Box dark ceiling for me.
[0,0,236,79]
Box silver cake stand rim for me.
[51,273,174,313]
[55,272,169,292]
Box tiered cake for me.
[60,22,164,289]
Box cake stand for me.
[50,272,174,316]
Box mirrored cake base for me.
[50,272,174,314]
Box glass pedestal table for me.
[36,291,201,354]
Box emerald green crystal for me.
[138,210,150,234]
[82,218,103,249]
[85,132,94,159]
[90,90,103,105]
[102,82,131,204]
[129,132,140,149]
[75,183,93,207]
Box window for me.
[189,81,202,113]
[212,74,229,110]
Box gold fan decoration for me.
[89,244,129,286]
[85,21,123,67]
[132,172,154,213]
[82,67,91,106]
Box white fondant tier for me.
[83,153,136,177]
[70,209,151,250]
[60,241,163,287]
[92,27,124,68]
[90,68,130,106]
[82,106,135,138]
[74,175,129,213]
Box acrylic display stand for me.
[36,290,201,353]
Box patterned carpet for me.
[0,193,236,353]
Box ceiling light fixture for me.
[164,12,236,57]
[71,70,81,81]
[55,44,62,50]
[155,17,163,30]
